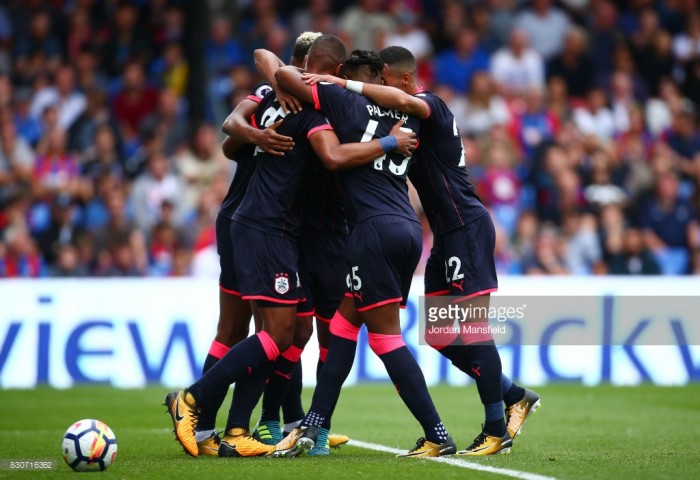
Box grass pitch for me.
[1,384,699,479]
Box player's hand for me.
[302,73,342,86]
[275,87,302,115]
[255,119,294,156]
[390,120,418,157]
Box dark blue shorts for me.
[231,221,300,305]
[297,228,349,321]
[216,214,240,295]
[425,213,498,300]
[345,215,422,312]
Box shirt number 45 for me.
[361,119,411,175]
[346,265,362,291]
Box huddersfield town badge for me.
[275,273,290,294]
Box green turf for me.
[1,384,699,479]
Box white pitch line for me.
[349,439,557,480]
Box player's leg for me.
[304,230,351,454]
[165,225,296,457]
[217,302,298,457]
[305,216,454,458]
[359,301,455,458]
[257,314,313,445]
[347,218,454,457]
[195,290,253,454]
[194,216,253,455]
[315,315,331,379]
[270,253,322,445]
[271,296,360,457]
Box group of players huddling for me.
[164,32,540,459]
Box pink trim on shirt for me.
[311,84,321,110]
[307,124,333,138]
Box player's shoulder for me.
[415,89,452,120]
[414,89,443,105]
[317,81,355,99]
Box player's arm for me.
[275,66,315,105]
[254,49,302,114]
[303,73,430,120]
[221,136,241,159]
[310,121,417,171]
[221,98,294,157]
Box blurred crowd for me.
[0,0,699,278]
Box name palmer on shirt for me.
[365,105,409,123]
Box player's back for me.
[219,145,255,219]
[298,163,347,233]
[233,93,330,238]
[410,90,488,235]
[310,82,420,226]
[218,82,273,220]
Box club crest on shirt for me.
[275,273,290,294]
[256,84,273,99]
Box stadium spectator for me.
[32,129,81,199]
[381,2,432,63]
[12,88,42,146]
[36,192,83,266]
[30,65,86,131]
[490,29,544,97]
[68,89,118,154]
[672,12,700,64]
[435,26,489,94]
[150,41,188,97]
[607,227,661,275]
[113,62,159,145]
[13,10,62,78]
[140,88,187,156]
[73,46,109,96]
[337,0,396,52]
[101,1,148,78]
[513,0,570,60]
[450,72,510,138]
[573,88,616,143]
[0,120,34,204]
[522,223,569,275]
[546,27,594,100]
[511,87,558,160]
[638,172,698,274]
[480,137,521,235]
[130,151,184,233]
[290,0,337,39]
[48,242,88,277]
[173,123,225,212]
[0,222,42,277]
[588,1,619,84]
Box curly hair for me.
[340,49,386,79]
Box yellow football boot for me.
[218,428,275,457]
[397,436,457,458]
[506,389,541,438]
[164,390,200,457]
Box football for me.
[61,419,118,472]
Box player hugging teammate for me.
[165,33,540,459]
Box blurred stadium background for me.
[0,1,699,477]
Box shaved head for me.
[306,34,347,74]
[379,46,416,75]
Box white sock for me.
[195,429,215,442]
[284,420,301,433]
